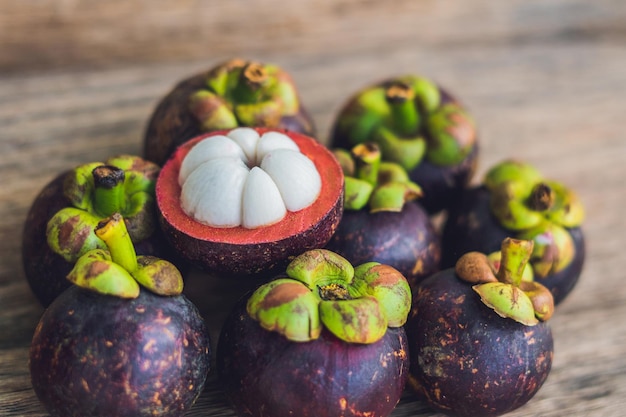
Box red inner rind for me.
[157,128,344,245]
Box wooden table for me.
[1,1,625,416]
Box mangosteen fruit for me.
[329,75,478,214]
[29,213,211,417]
[325,142,441,288]
[21,154,177,307]
[406,238,554,417]
[143,58,316,165]
[217,249,411,417]
[156,127,344,276]
[441,159,586,304]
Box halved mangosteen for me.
[329,75,479,214]
[143,58,316,165]
[156,127,344,276]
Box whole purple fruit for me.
[325,143,441,288]
[441,159,586,304]
[29,214,211,417]
[217,249,412,417]
[406,238,555,417]
[21,155,179,307]
[143,58,316,165]
[329,75,478,214]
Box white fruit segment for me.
[179,129,322,229]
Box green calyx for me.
[334,143,422,213]
[335,75,476,170]
[455,238,554,326]
[189,59,301,131]
[67,213,183,298]
[246,249,412,344]
[484,160,585,277]
[46,155,159,263]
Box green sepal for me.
[63,162,103,210]
[473,282,539,326]
[489,184,545,231]
[285,249,354,289]
[352,262,412,327]
[319,296,387,344]
[484,160,543,192]
[404,75,441,113]
[338,88,389,145]
[343,177,374,211]
[188,90,238,131]
[375,126,426,171]
[369,181,422,213]
[425,102,476,166]
[332,149,356,176]
[132,256,184,296]
[519,223,576,278]
[67,249,140,299]
[378,162,411,184]
[247,278,322,342]
[234,100,282,127]
[543,180,585,227]
[46,207,106,262]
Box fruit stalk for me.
[95,213,138,273]
[92,166,126,217]
[496,238,534,287]
[385,82,419,136]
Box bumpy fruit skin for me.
[217,298,409,417]
[29,286,211,417]
[406,269,553,417]
[441,186,585,305]
[143,61,316,165]
[22,171,176,307]
[325,201,441,289]
[156,129,344,277]
[330,84,478,214]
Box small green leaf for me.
[473,282,538,326]
[352,263,412,327]
[46,208,106,262]
[67,249,140,298]
[343,177,374,211]
[247,279,321,342]
[286,249,354,289]
[62,162,103,210]
[375,126,426,171]
[132,256,183,296]
[319,297,387,344]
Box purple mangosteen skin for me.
[29,286,211,417]
[217,299,409,417]
[21,171,180,307]
[325,201,441,289]
[406,269,553,417]
[142,71,316,166]
[440,186,585,304]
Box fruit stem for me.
[528,182,555,211]
[496,238,534,287]
[92,165,126,217]
[95,213,138,273]
[232,62,268,103]
[352,142,381,186]
[385,81,420,136]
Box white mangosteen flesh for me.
[179,128,322,229]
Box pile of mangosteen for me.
[23,58,585,417]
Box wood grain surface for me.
[1,1,625,416]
